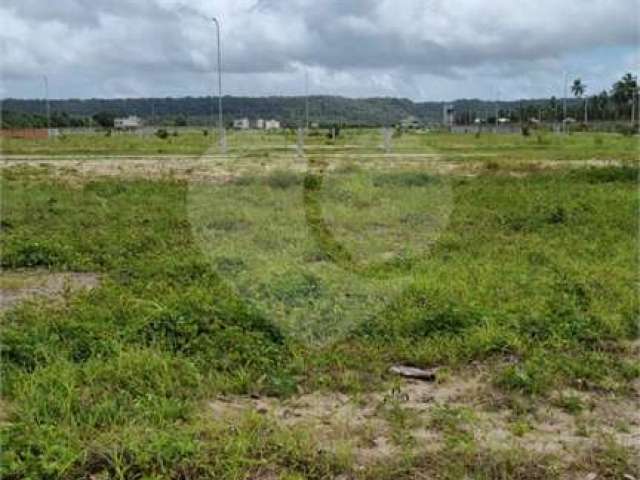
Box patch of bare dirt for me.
[2,154,625,184]
[0,270,100,311]
[207,369,640,467]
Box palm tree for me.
[612,73,638,123]
[571,78,585,98]
[571,78,588,123]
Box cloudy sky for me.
[1,0,638,101]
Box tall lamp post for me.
[494,88,500,133]
[212,17,225,153]
[563,71,568,134]
[304,69,309,131]
[43,75,50,137]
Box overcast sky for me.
[1,0,638,101]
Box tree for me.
[612,73,637,104]
[571,78,585,98]
[92,111,116,128]
[611,73,638,122]
[571,78,588,123]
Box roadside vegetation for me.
[1,131,638,479]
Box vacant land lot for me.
[1,130,638,479]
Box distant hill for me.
[1,95,584,128]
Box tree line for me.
[1,73,636,129]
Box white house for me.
[254,118,265,129]
[264,119,281,130]
[400,116,421,129]
[233,118,250,129]
[114,116,141,130]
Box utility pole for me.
[563,71,568,133]
[494,89,500,133]
[632,88,637,127]
[43,75,50,136]
[584,97,588,124]
[212,17,225,153]
[304,69,309,131]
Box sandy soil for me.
[0,154,624,184]
[208,365,640,468]
[0,270,100,311]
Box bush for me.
[362,286,481,340]
[536,134,551,145]
[615,123,638,136]
[569,165,638,184]
[266,170,300,189]
[155,129,169,139]
[372,171,435,187]
[1,240,76,269]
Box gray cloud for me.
[1,0,638,100]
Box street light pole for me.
[494,88,500,133]
[632,88,637,127]
[43,75,50,136]
[304,69,309,131]
[212,17,225,153]
[563,71,568,134]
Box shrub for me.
[155,129,169,139]
[569,165,638,184]
[0,240,76,269]
[265,170,300,189]
[372,171,435,187]
[362,286,481,340]
[615,123,638,136]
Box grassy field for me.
[1,130,639,479]
[2,128,639,161]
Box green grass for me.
[3,128,638,160]
[1,132,638,478]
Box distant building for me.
[400,116,421,129]
[234,117,280,130]
[264,119,281,130]
[114,116,141,130]
[233,118,250,129]
[497,117,510,124]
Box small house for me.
[233,118,250,129]
[114,116,141,130]
[400,116,421,129]
[264,119,281,130]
